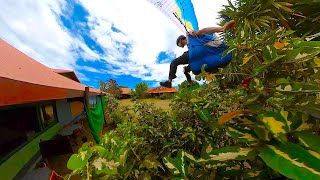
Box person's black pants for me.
[183,65,192,83]
[169,51,189,80]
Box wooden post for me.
[100,92,107,125]
[85,87,90,112]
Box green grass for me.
[119,98,172,112]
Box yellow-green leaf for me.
[242,55,254,65]
[314,56,320,67]
[260,112,290,142]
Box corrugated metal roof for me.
[148,87,178,93]
[0,38,102,106]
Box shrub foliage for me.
[67,0,320,179]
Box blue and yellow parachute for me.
[147,0,232,73]
[147,0,199,32]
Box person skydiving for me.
[160,19,236,88]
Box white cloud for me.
[0,0,229,87]
[76,65,106,74]
[79,0,229,86]
[0,0,99,70]
[76,71,90,82]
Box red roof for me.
[0,39,102,106]
[51,68,81,83]
[120,88,131,95]
[147,87,178,94]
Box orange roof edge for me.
[147,87,178,93]
[0,39,103,105]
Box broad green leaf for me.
[259,143,320,180]
[177,84,201,98]
[196,109,211,122]
[259,112,290,142]
[67,154,88,170]
[254,124,272,141]
[263,45,277,61]
[283,47,320,63]
[163,151,188,177]
[284,30,295,36]
[201,146,257,162]
[217,111,246,125]
[294,131,320,153]
[276,81,320,93]
[92,145,107,156]
[226,127,258,143]
[294,41,320,48]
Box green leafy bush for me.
[67,0,320,179]
[104,94,119,124]
[159,93,173,100]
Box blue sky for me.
[0,0,228,89]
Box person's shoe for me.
[160,81,172,88]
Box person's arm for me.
[191,20,236,36]
[192,27,224,36]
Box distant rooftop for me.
[147,87,178,94]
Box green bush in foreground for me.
[66,0,320,179]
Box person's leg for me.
[168,51,189,80]
[183,65,192,83]
[160,51,189,88]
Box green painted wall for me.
[0,123,61,180]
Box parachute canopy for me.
[147,0,199,32]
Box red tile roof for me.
[0,39,102,106]
[147,87,178,94]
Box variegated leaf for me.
[201,146,257,162]
[259,112,290,142]
[139,154,164,171]
[294,131,320,153]
[259,143,320,180]
[217,111,247,125]
[163,151,188,177]
[254,124,272,141]
[196,109,211,122]
[226,127,258,143]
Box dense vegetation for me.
[66,0,320,179]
